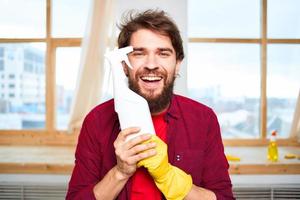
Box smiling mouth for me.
[140,75,163,82]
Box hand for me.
[113,127,157,180]
[138,135,193,200]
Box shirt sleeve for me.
[66,116,102,200]
[201,110,235,200]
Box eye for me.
[131,51,145,57]
[159,51,170,57]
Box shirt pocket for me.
[173,149,204,185]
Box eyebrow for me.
[132,47,145,51]
[158,48,174,53]
[132,47,174,53]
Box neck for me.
[151,103,169,116]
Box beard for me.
[128,69,176,114]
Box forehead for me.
[129,29,174,49]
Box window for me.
[0,60,3,71]
[0,0,298,145]
[188,0,300,139]
[55,47,81,130]
[9,74,15,79]
[0,47,4,57]
[0,43,46,130]
[52,0,91,38]
[268,0,300,38]
[0,46,4,71]
[267,44,300,138]
[0,0,46,38]
[188,0,260,38]
[0,1,90,135]
[188,43,260,138]
[8,84,15,89]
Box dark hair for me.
[117,9,184,61]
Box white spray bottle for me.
[105,46,155,141]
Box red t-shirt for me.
[130,112,167,200]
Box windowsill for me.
[0,145,75,174]
[225,146,300,174]
[0,145,299,174]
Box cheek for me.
[165,62,177,76]
[166,71,176,82]
[128,69,139,81]
[128,58,144,69]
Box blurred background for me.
[0,0,299,199]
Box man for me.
[67,10,234,200]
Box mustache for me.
[135,68,167,79]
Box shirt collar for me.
[166,94,180,120]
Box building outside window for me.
[188,0,300,139]
[0,47,4,71]
[0,44,45,129]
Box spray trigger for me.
[124,56,132,69]
[105,46,133,69]
[120,46,133,69]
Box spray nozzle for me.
[105,46,133,69]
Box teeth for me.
[141,76,162,81]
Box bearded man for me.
[67,9,234,200]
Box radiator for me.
[0,184,67,200]
[0,183,300,199]
[233,185,300,199]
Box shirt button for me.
[176,154,181,161]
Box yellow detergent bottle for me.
[268,130,278,162]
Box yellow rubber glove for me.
[138,135,193,200]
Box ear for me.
[122,62,129,76]
[175,60,182,75]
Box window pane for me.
[0,0,46,38]
[188,0,260,38]
[187,43,260,138]
[52,0,91,37]
[267,44,300,138]
[56,47,81,130]
[0,43,46,129]
[268,0,300,38]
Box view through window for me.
[188,43,260,138]
[267,44,300,138]
[55,47,81,130]
[188,0,300,138]
[0,0,299,139]
[0,43,46,129]
[0,0,90,130]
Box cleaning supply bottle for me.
[105,47,155,142]
[268,130,278,162]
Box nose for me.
[145,54,158,70]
